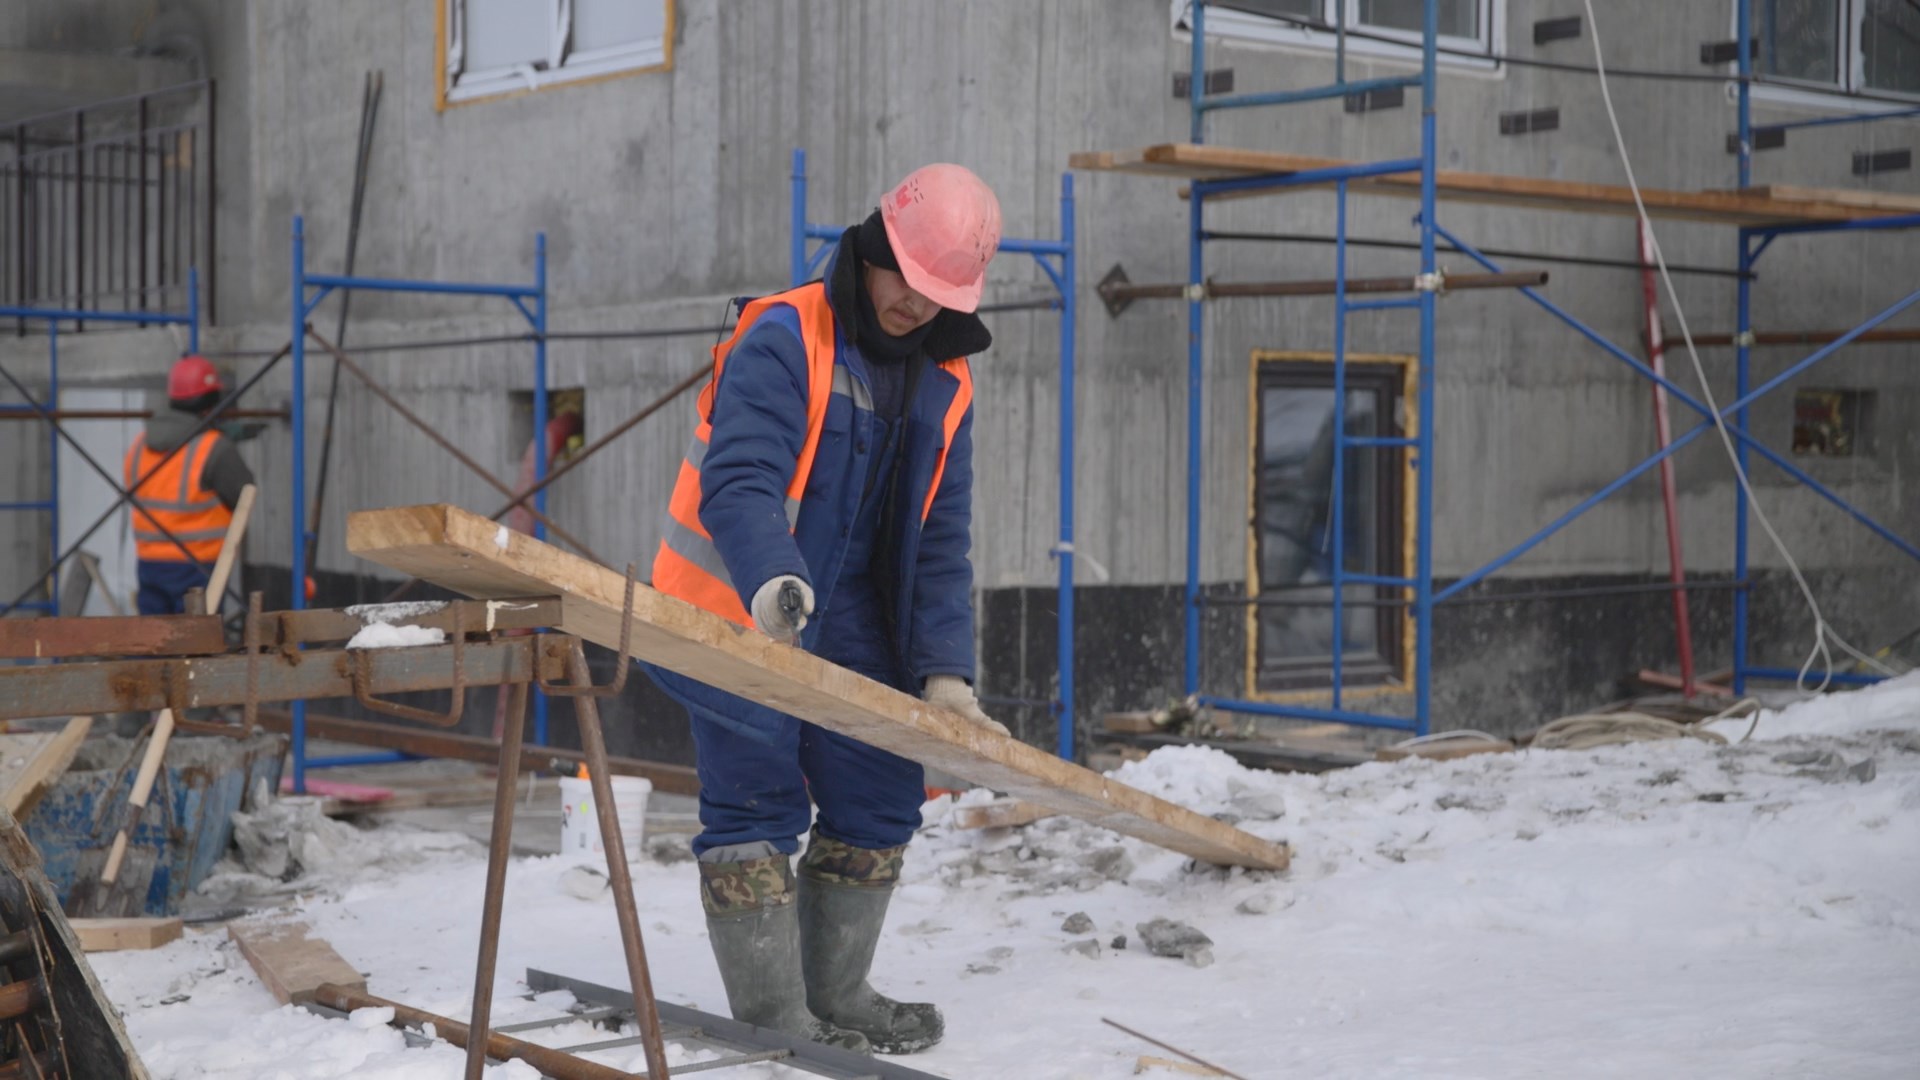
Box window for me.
[441,0,671,107]
[1178,1,1504,67]
[1745,1,1920,101]
[1248,355,1411,694]
[1792,388,1873,457]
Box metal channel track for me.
[522,968,949,1080]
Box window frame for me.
[1735,0,1920,112]
[1173,0,1509,75]
[1244,350,1417,700]
[436,0,674,110]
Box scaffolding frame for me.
[0,273,201,616]
[788,148,1080,758]
[1158,0,1920,737]
[287,215,550,791]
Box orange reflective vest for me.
[653,282,974,627]
[124,430,233,563]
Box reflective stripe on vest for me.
[124,430,233,563]
[652,282,973,627]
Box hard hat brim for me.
[880,214,986,314]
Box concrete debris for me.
[229,786,350,882]
[1184,945,1215,968]
[1061,912,1094,934]
[1079,846,1134,882]
[1110,934,1127,950]
[1136,918,1213,962]
[644,833,694,864]
[1063,939,1101,959]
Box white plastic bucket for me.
[558,775,650,862]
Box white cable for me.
[1578,0,1899,708]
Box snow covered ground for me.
[91,680,1920,1079]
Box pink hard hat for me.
[878,163,1002,313]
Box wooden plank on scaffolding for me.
[1725,184,1920,215]
[69,916,184,952]
[230,921,366,1006]
[0,716,93,818]
[347,504,1292,871]
[1069,144,1902,225]
[0,613,226,660]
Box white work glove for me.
[924,675,1011,737]
[750,575,814,642]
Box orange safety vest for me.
[123,430,233,563]
[653,282,973,627]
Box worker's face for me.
[864,264,939,336]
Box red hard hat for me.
[168,354,224,401]
[879,163,1002,313]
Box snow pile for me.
[345,623,446,649]
[90,678,1920,1079]
[1710,670,1920,741]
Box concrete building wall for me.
[4,0,1918,740]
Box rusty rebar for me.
[464,678,528,1080]
[315,984,635,1080]
[567,638,669,1078]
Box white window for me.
[1741,0,1920,104]
[1174,1,1506,70]
[443,0,671,106]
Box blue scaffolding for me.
[1158,0,1920,737]
[787,148,1081,759]
[0,274,201,616]
[287,216,549,792]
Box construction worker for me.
[124,354,254,615]
[648,164,1005,1055]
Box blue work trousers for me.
[135,559,210,616]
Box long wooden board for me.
[1070,145,1903,226]
[0,716,93,818]
[347,504,1290,870]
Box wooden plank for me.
[253,709,701,797]
[229,921,366,1006]
[0,638,553,720]
[1730,184,1920,214]
[1071,144,1903,226]
[69,917,184,952]
[0,613,226,660]
[347,504,1291,871]
[951,798,1059,831]
[1103,712,1162,734]
[1376,738,1514,762]
[0,716,93,818]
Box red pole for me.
[1639,220,1696,697]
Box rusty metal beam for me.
[313,984,635,1080]
[269,597,562,647]
[1096,265,1548,316]
[0,614,227,660]
[253,709,699,796]
[0,638,562,720]
[1688,326,1920,348]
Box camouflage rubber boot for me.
[796,831,945,1054]
[699,853,871,1054]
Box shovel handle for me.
[103,709,174,884]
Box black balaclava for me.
[850,210,937,365]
